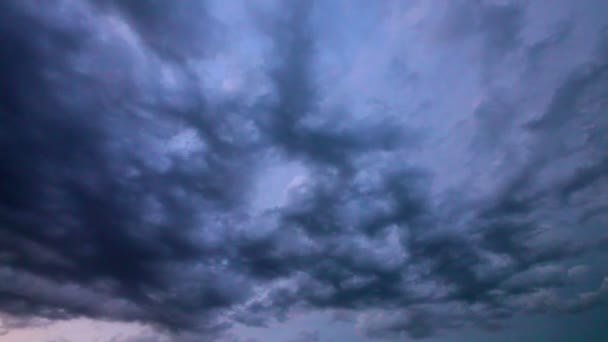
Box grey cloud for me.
[113,333,168,342]
[0,0,607,341]
[358,300,515,340]
[0,0,258,334]
[470,90,519,152]
[96,0,221,62]
[437,0,524,67]
[524,20,573,77]
[567,265,592,283]
[0,313,51,336]
[507,277,608,315]
[358,309,437,340]
[288,330,321,342]
[258,0,408,171]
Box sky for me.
[0,0,607,341]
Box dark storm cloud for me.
[0,0,258,334]
[1,0,607,341]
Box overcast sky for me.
[1,0,607,341]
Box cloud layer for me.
[0,0,607,340]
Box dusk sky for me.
[1,0,607,341]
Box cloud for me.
[358,309,437,340]
[0,0,260,334]
[95,0,221,61]
[0,314,51,336]
[288,330,321,342]
[0,0,607,341]
[436,0,524,64]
